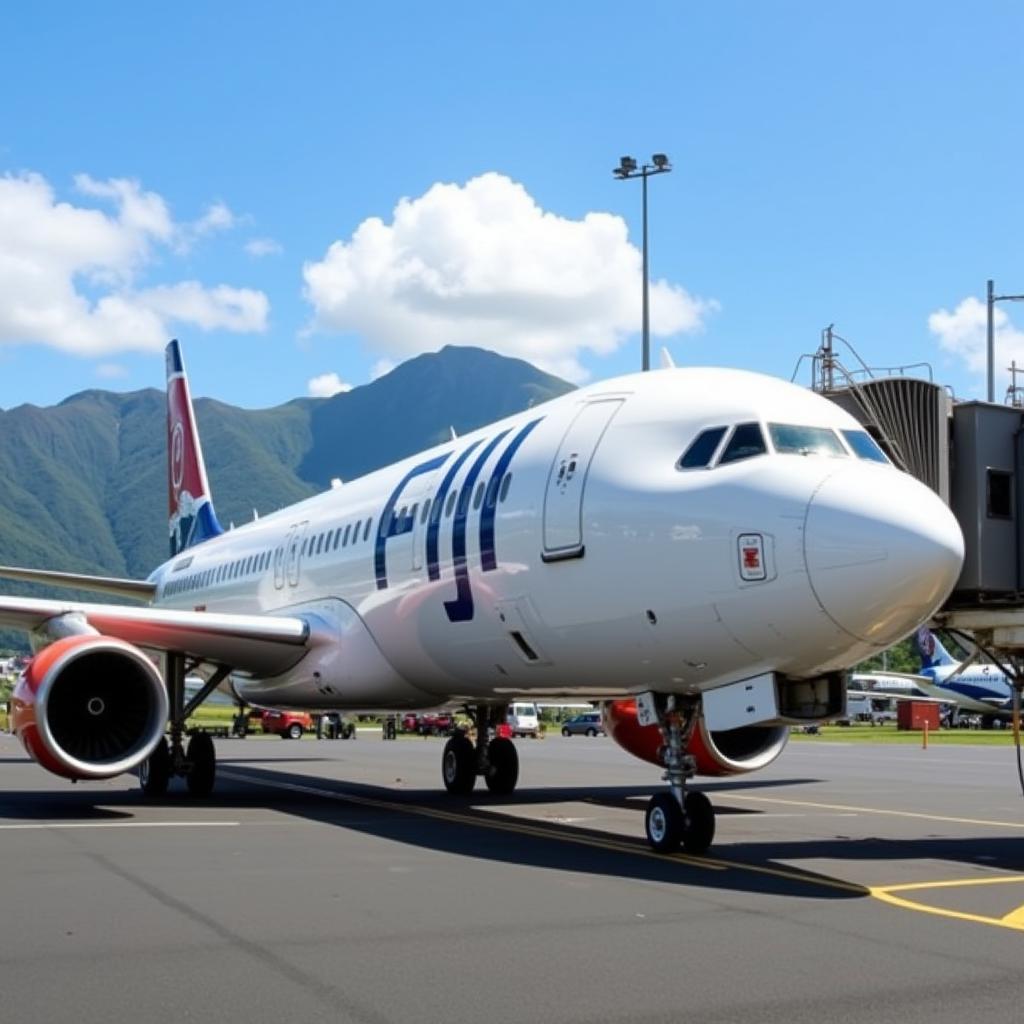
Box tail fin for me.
[913,626,957,671]
[166,339,223,556]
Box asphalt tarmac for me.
[0,729,1022,1024]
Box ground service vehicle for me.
[561,711,604,736]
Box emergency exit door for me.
[542,399,623,559]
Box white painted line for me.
[0,821,240,831]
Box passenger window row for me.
[165,469,518,597]
[386,472,513,536]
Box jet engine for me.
[11,634,169,781]
[603,698,788,775]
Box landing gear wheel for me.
[185,732,216,797]
[681,790,715,854]
[442,734,476,794]
[645,792,683,853]
[139,737,171,797]
[484,737,519,795]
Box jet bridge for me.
[801,328,1024,711]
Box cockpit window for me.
[717,422,767,465]
[768,423,847,457]
[841,429,890,464]
[678,426,727,469]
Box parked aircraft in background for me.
[0,340,964,853]
[911,627,1014,722]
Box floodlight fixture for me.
[612,152,674,371]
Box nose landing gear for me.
[638,693,716,855]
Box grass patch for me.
[791,723,1019,745]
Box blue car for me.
[561,712,605,737]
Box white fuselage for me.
[150,367,963,711]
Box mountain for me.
[0,347,573,648]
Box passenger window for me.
[718,423,767,465]
[342,524,351,546]
[445,490,458,517]
[678,426,727,469]
[768,423,846,457]
[499,473,512,502]
[363,518,372,542]
[473,482,485,510]
[421,499,431,523]
[484,477,499,508]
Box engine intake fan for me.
[11,635,169,780]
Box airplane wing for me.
[847,686,948,705]
[0,595,310,676]
[0,564,157,601]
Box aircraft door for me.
[273,533,289,590]
[542,399,623,559]
[286,521,309,587]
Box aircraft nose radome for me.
[804,469,964,646]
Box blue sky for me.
[1,2,1022,410]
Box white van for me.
[506,702,539,738]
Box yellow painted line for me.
[221,770,872,894]
[870,876,1024,933]
[725,793,1024,830]
[1002,904,1024,926]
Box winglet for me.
[660,347,677,370]
[166,340,223,556]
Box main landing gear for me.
[139,654,229,798]
[639,694,716,855]
[441,706,519,796]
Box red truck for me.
[253,709,314,739]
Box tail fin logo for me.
[166,340,223,556]
[170,422,185,493]
[916,625,935,662]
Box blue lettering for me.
[479,417,542,572]
[426,440,483,581]
[443,431,510,622]
[375,454,450,590]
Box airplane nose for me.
[804,468,964,646]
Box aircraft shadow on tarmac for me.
[11,762,1023,900]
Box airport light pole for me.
[614,154,672,372]
[986,279,1024,402]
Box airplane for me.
[0,340,964,854]
[910,626,1015,722]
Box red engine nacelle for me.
[603,699,789,776]
[11,634,169,781]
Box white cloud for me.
[302,172,716,382]
[95,362,129,379]
[928,296,1024,389]
[370,358,396,380]
[0,171,268,355]
[245,237,282,257]
[307,371,353,398]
